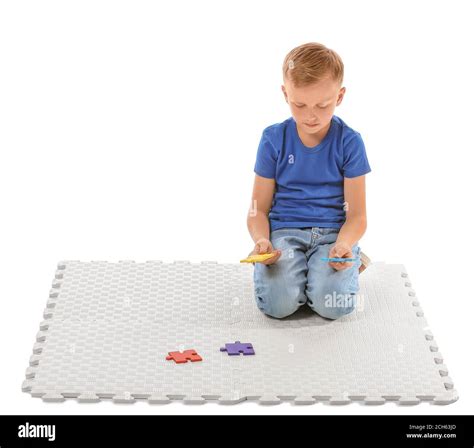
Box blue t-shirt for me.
[253,115,371,232]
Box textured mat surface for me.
[22,260,458,405]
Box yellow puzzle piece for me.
[240,253,276,263]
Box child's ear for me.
[281,85,288,103]
[336,87,346,105]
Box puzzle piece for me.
[240,253,275,263]
[220,341,255,356]
[166,349,202,364]
[321,257,358,262]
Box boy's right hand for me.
[249,238,281,265]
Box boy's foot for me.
[359,251,371,274]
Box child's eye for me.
[294,103,328,109]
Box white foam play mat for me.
[22,260,458,405]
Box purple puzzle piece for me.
[220,341,255,356]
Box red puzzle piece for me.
[166,349,202,364]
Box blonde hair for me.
[283,42,344,88]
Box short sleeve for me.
[254,129,278,179]
[342,133,372,178]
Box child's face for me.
[281,77,346,135]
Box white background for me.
[1,0,473,415]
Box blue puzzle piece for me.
[321,257,358,262]
[220,341,255,356]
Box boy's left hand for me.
[328,242,354,271]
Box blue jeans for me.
[253,227,362,320]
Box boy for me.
[247,42,371,320]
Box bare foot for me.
[359,251,371,274]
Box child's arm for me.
[329,175,368,270]
[246,174,281,264]
[339,174,368,246]
[247,174,275,243]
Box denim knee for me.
[254,282,306,319]
[306,279,358,320]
